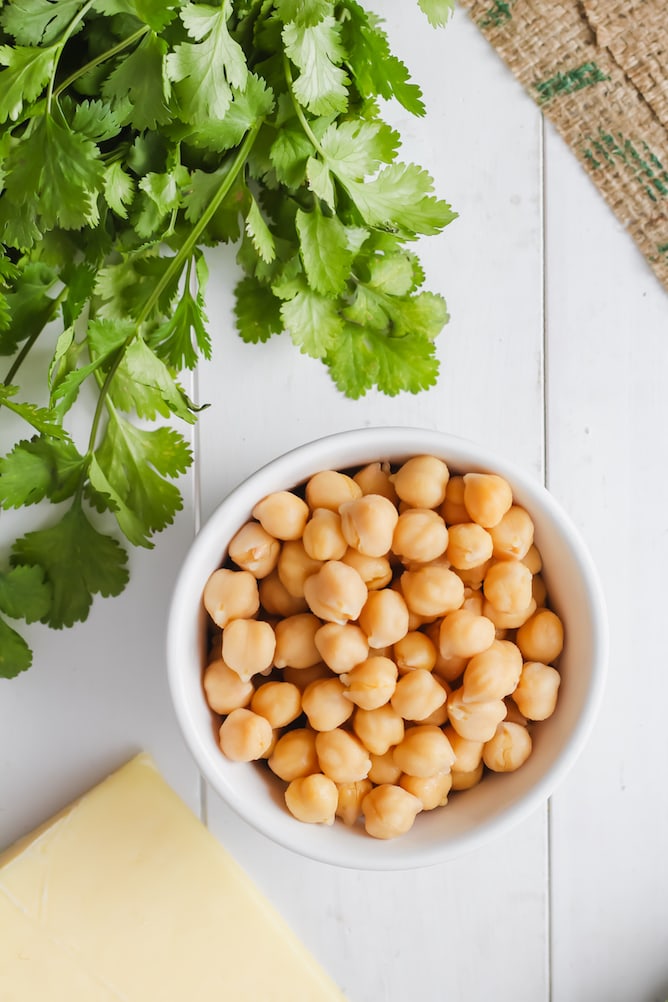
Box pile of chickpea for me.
[201,455,564,840]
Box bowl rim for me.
[167,426,609,869]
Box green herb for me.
[0,0,456,677]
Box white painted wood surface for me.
[1,5,667,1001]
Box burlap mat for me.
[459,0,668,291]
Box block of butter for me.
[0,754,347,1001]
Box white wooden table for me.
[2,5,668,1001]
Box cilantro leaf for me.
[326,325,439,398]
[0,261,58,355]
[187,73,274,153]
[234,275,283,344]
[0,435,84,508]
[0,563,52,622]
[0,617,36,678]
[6,114,105,231]
[0,385,69,437]
[93,0,183,32]
[245,195,276,264]
[418,0,455,27]
[102,31,171,131]
[281,286,344,358]
[0,43,57,123]
[93,415,191,546]
[346,163,457,235]
[166,2,248,125]
[270,126,314,187]
[274,0,332,26]
[149,253,211,370]
[0,0,83,46]
[104,161,136,219]
[339,2,425,117]
[295,207,356,295]
[11,500,129,628]
[283,16,349,115]
[319,118,399,179]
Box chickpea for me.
[203,568,260,629]
[250,680,302,728]
[222,618,276,681]
[228,522,280,578]
[483,721,532,772]
[462,639,523,703]
[302,676,354,731]
[282,661,331,689]
[454,558,492,589]
[391,455,450,509]
[315,728,372,783]
[440,475,468,525]
[368,749,403,785]
[339,494,399,558]
[358,588,410,648]
[303,560,368,624]
[512,661,561,720]
[400,565,465,618]
[443,726,484,773]
[424,620,468,683]
[461,587,484,616]
[393,631,438,673]
[463,472,513,528]
[353,703,405,755]
[390,669,447,721]
[446,687,507,742]
[314,622,369,674]
[285,774,338,825]
[353,461,398,503]
[268,727,319,781]
[341,656,398,710]
[277,540,322,598]
[340,547,393,590]
[400,771,452,810]
[504,697,528,726]
[446,522,494,571]
[521,543,543,574]
[532,574,547,609]
[438,608,496,660]
[392,508,449,564]
[218,708,273,761]
[482,596,537,630]
[488,505,534,560]
[336,779,373,826]
[203,658,254,715]
[362,784,423,839]
[273,612,321,669]
[392,725,455,778]
[451,761,484,791]
[258,569,309,617]
[302,508,347,561]
[516,608,564,663]
[252,491,309,541]
[483,559,533,616]
[305,469,362,511]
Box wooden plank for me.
[544,120,668,1002]
[198,7,550,1000]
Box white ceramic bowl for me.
[167,427,608,869]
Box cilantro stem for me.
[283,56,326,159]
[2,289,67,387]
[53,26,151,100]
[46,0,98,114]
[81,118,264,477]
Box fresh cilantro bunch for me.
[0,0,456,677]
